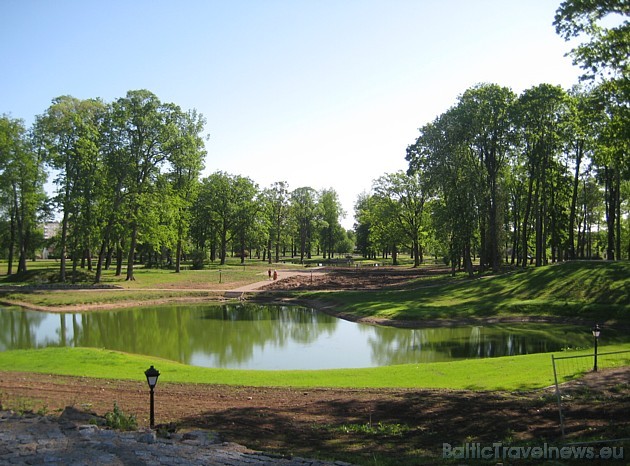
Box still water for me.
[0,303,620,370]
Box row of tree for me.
[353,81,628,275]
[190,176,352,267]
[353,0,628,274]
[0,90,351,282]
[1,1,627,280]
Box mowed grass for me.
[305,261,630,324]
[0,290,223,307]
[0,258,273,288]
[0,259,282,306]
[0,345,628,391]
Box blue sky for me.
[1,0,582,228]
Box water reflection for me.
[0,304,623,370]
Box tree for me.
[455,84,516,272]
[554,0,629,82]
[407,109,479,276]
[34,96,106,282]
[590,82,629,260]
[318,189,344,259]
[354,192,377,259]
[372,172,426,267]
[108,90,174,281]
[513,84,570,267]
[230,176,259,264]
[263,182,290,263]
[290,187,318,263]
[0,115,46,274]
[164,106,206,272]
[194,172,258,265]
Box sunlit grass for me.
[0,344,628,391]
[303,261,630,324]
[0,290,222,307]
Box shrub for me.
[104,402,137,431]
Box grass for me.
[0,259,628,392]
[303,261,630,324]
[0,290,222,307]
[2,260,628,325]
[0,258,274,288]
[0,258,285,306]
[0,344,628,391]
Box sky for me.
[1,0,583,228]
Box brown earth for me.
[0,369,628,465]
[262,265,453,291]
[1,266,628,465]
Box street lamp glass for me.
[592,325,601,339]
[145,365,160,389]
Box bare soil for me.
[1,267,628,464]
[0,369,628,465]
[262,265,451,291]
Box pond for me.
[0,303,623,370]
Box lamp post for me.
[591,324,601,372]
[144,365,160,428]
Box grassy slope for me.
[305,261,630,324]
[1,345,629,391]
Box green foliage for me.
[104,402,138,431]
[190,249,206,270]
[324,422,410,437]
[554,0,629,81]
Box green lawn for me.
[1,344,628,391]
[303,261,630,324]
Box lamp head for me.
[591,324,601,339]
[145,365,160,389]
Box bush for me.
[104,402,137,431]
[190,250,206,270]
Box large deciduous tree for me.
[0,115,46,274]
[163,106,206,272]
[108,90,175,281]
[35,96,105,282]
[372,172,426,267]
[318,189,344,260]
[554,0,629,82]
[290,187,319,263]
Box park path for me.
[223,267,326,297]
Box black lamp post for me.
[144,365,160,428]
[591,324,601,372]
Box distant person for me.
[268,268,272,280]
[273,270,278,281]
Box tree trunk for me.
[615,169,621,260]
[604,166,616,260]
[568,140,583,260]
[126,226,138,280]
[521,173,535,268]
[7,211,15,275]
